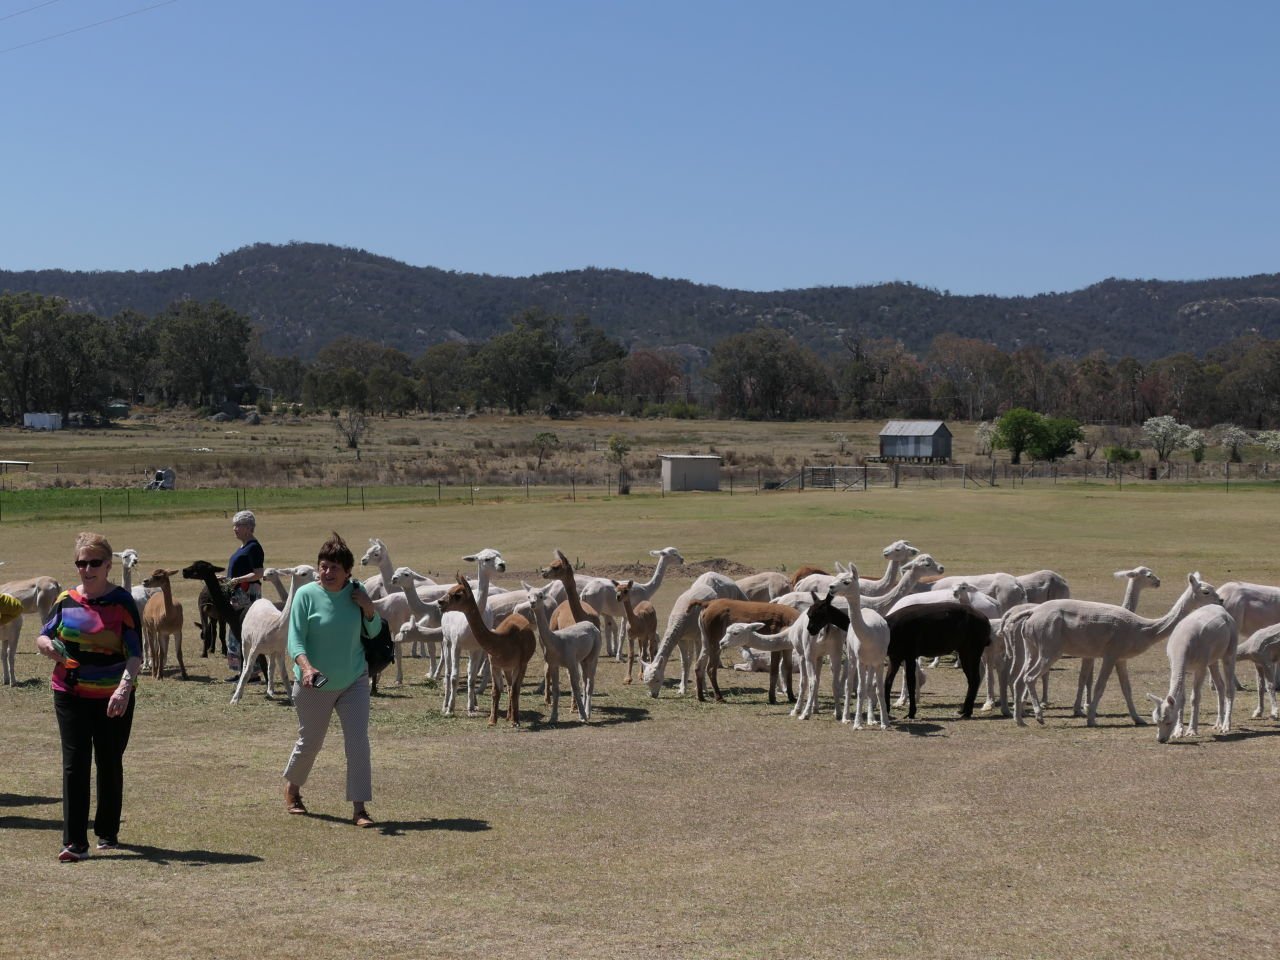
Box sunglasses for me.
[74,558,106,569]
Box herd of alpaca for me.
[5,534,1280,744]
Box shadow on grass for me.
[0,814,61,830]
[304,812,490,835]
[115,843,264,865]
[889,720,947,736]
[1212,726,1280,743]
[0,793,59,807]
[524,703,650,731]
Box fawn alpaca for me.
[438,574,536,727]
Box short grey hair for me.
[232,510,256,528]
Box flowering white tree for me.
[974,421,996,457]
[1142,415,1194,463]
[1185,429,1205,463]
[1257,430,1280,454]
[1215,424,1251,463]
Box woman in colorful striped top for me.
[36,531,143,863]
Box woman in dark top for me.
[225,509,265,677]
[36,531,143,862]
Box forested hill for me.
[4,241,1280,361]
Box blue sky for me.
[2,0,1277,295]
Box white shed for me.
[660,454,722,492]
[23,412,62,430]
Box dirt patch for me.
[683,557,758,577]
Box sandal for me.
[285,787,307,815]
[352,810,375,828]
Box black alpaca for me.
[805,590,851,637]
[883,603,991,719]
[182,560,247,656]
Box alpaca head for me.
[612,579,634,603]
[360,538,386,568]
[463,548,506,573]
[1114,566,1161,590]
[182,560,226,582]
[720,621,767,650]
[902,554,944,582]
[389,566,420,589]
[883,540,918,562]
[806,592,848,635]
[650,547,684,564]
[541,549,573,580]
[826,565,862,598]
[1186,571,1223,608]
[438,574,477,614]
[142,568,178,589]
[291,565,317,586]
[1147,693,1178,743]
[113,548,139,571]
[522,580,551,610]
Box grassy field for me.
[2,474,1279,958]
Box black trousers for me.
[53,689,135,847]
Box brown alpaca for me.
[613,579,658,685]
[541,549,601,630]
[690,598,800,703]
[540,549,601,698]
[142,568,186,680]
[789,565,828,589]
[438,574,536,727]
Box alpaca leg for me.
[1072,658,1095,717]
[1185,667,1207,737]
[874,668,890,729]
[1086,657,1118,727]
[1207,662,1226,732]
[393,638,404,685]
[676,641,692,696]
[789,658,807,718]
[884,658,902,720]
[904,654,919,719]
[958,652,982,718]
[441,642,458,715]
[1252,664,1267,719]
[489,662,501,726]
[1113,661,1144,725]
[583,651,598,719]
[158,633,170,680]
[547,666,560,724]
[567,660,586,722]
[624,631,635,685]
[2,637,14,685]
[466,654,483,717]
[174,628,187,680]
[229,640,257,704]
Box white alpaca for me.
[825,568,892,729]
[1015,573,1223,727]
[1147,605,1237,742]
[0,571,62,630]
[439,549,506,716]
[640,572,746,698]
[1235,623,1280,720]
[733,571,791,602]
[520,582,600,723]
[1070,567,1162,716]
[357,537,433,600]
[793,540,920,598]
[1015,569,1071,603]
[923,572,1026,614]
[230,566,316,704]
[113,548,158,613]
[0,611,22,686]
[389,566,443,676]
[574,547,683,660]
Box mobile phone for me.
[311,672,329,688]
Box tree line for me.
[4,292,1280,436]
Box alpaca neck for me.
[864,556,902,593]
[279,573,305,621]
[743,628,793,653]
[265,574,288,604]
[159,579,174,615]
[374,545,395,585]
[455,596,502,655]
[1120,581,1139,612]
[638,554,674,594]
[528,601,555,655]
[475,564,495,627]
[205,574,241,627]
[652,597,694,667]
[121,565,133,593]
[398,580,430,616]
[558,572,589,622]
[1137,585,1199,641]
[868,570,924,612]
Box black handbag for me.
[362,619,395,677]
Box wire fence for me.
[1,458,1276,524]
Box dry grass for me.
[1,454,1279,958]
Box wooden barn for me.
[877,420,952,463]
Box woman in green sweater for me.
[283,532,382,828]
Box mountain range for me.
[3,241,1279,362]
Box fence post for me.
[361,486,366,510]
[99,495,103,524]
[126,489,130,516]
[729,469,733,496]
[571,477,576,502]
[893,464,899,489]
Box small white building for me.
[23,412,62,431]
[659,454,722,492]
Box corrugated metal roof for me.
[658,454,723,460]
[879,420,950,436]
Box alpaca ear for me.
[462,554,478,563]
[455,572,468,586]
[649,549,661,557]
[555,548,568,564]
[1146,693,1163,705]
[1114,570,1131,580]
